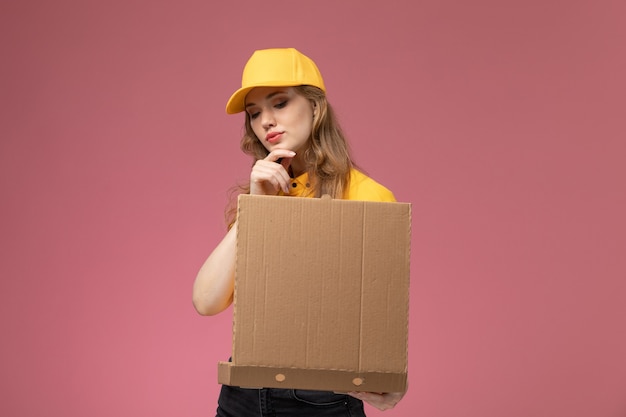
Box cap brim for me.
[225,86,255,115]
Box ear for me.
[312,102,317,118]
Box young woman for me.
[193,47,406,416]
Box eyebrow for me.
[245,90,287,109]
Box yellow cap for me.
[225,48,326,114]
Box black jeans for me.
[216,384,367,417]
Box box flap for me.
[224,194,411,392]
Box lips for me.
[265,131,283,144]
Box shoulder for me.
[345,169,397,202]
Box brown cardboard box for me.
[218,194,411,393]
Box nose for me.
[261,110,276,130]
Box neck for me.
[289,161,306,178]
[288,151,308,178]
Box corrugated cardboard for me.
[218,194,411,393]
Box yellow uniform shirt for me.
[281,169,396,202]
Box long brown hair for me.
[224,86,355,226]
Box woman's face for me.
[245,87,315,154]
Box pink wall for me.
[1,1,625,416]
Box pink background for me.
[1,1,625,416]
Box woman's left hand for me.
[347,390,406,411]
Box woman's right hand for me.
[250,150,296,195]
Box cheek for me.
[297,117,314,139]
[292,110,313,133]
[250,122,264,141]
[251,125,271,151]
